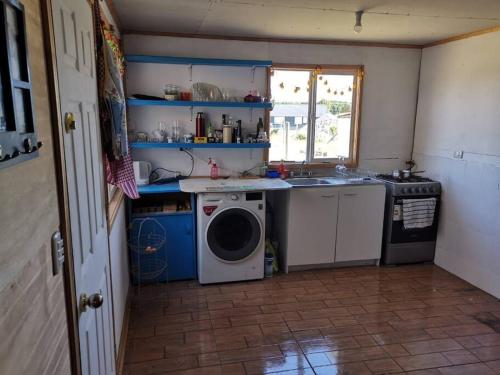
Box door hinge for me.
[51,230,65,275]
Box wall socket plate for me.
[453,150,464,159]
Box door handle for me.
[80,293,103,312]
[64,112,76,133]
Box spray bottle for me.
[208,158,219,180]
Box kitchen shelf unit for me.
[131,142,271,150]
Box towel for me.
[402,198,436,229]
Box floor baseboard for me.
[116,289,131,375]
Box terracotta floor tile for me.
[245,333,295,347]
[354,334,379,347]
[124,266,500,372]
[313,362,372,374]
[198,352,220,367]
[381,343,410,357]
[320,324,368,338]
[172,362,246,375]
[365,358,403,374]
[441,349,480,365]
[395,353,451,371]
[287,318,333,332]
[299,337,360,354]
[470,345,500,361]
[260,322,291,334]
[244,354,310,374]
[324,345,388,364]
[438,363,496,375]
[486,360,500,373]
[403,338,464,355]
[373,329,432,345]
[124,355,198,374]
[298,307,351,320]
[474,334,500,347]
[229,312,284,327]
[218,345,282,364]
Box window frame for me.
[267,63,364,168]
[0,0,38,169]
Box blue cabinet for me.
[129,192,196,283]
[156,213,196,281]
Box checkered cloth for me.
[94,2,138,199]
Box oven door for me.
[390,195,440,243]
[206,207,262,262]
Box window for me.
[268,65,363,166]
[0,0,38,169]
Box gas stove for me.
[376,174,441,197]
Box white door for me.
[335,185,386,263]
[287,188,339,267]
[52,0,115,374]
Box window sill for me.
[107,189,125,231]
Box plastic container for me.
[265,254,274,278]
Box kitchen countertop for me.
[136,175,384,195]
[180,178,292,193]
[287,176,385,188]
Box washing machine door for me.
[206,207,262,262]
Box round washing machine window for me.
[206,207,262,262]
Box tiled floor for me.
[124,265,500,374]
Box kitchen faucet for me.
[298,161,312,177]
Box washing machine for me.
[197,191,266,284]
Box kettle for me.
[133,161,151,186]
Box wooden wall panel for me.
[0,0,70,373]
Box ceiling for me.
[112,0,500,45]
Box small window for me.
[269,65,363,166]
[0,0,38,169]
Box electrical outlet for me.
[453,150,464,159]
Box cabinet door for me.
[287,188,339,266]
[159,214,196,280]
[335,185,386,262]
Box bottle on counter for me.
[209,158,219,180]
[196,112,205,137]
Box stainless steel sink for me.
[286,178,332,186]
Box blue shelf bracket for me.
[188,64,193,82]
[251,66,256,84]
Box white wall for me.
[109,202,129,352]
[124,35,422,174]
[413,31,500,298]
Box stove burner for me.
[376,174,434,183]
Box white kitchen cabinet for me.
[335,185,386,263]
[287,187,339,267]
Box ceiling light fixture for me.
[354,10,363,33]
